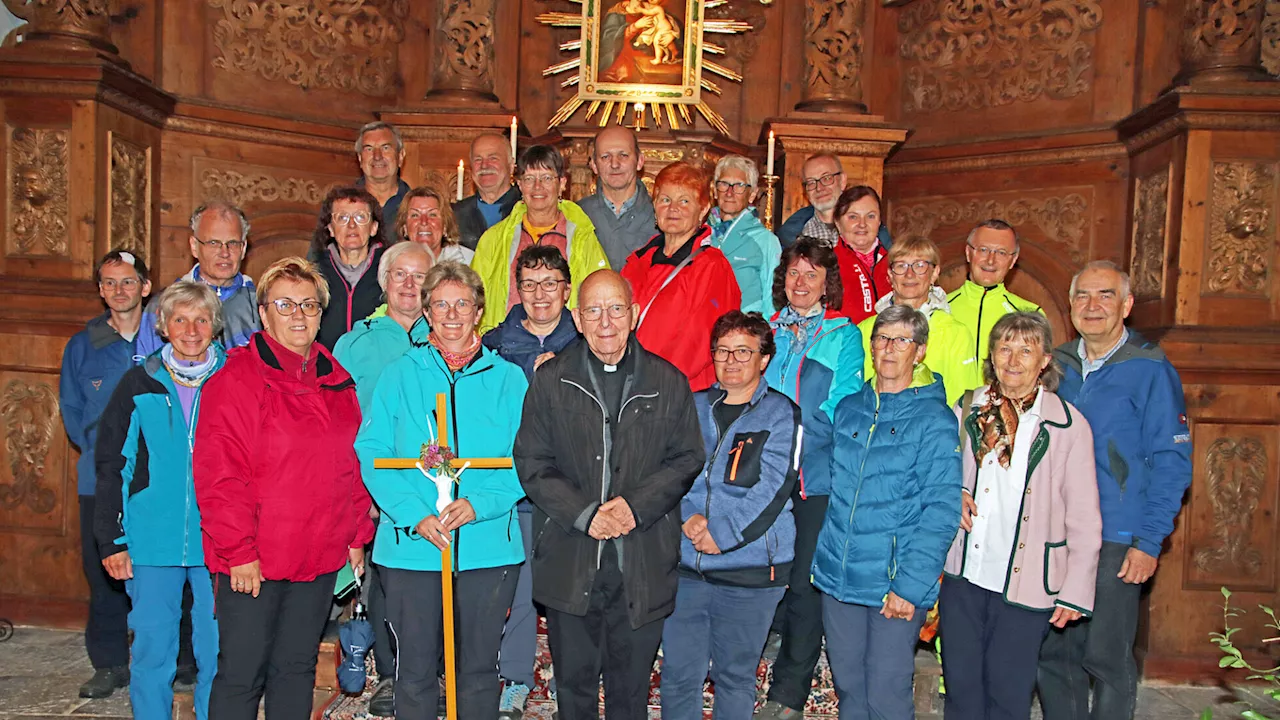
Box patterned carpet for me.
[323,618,841,719]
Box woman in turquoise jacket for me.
[708,154,782,315]
[354,261,528,720]
[811,305,962,720]
[93,282,226,720]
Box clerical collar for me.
[588,346,632,374]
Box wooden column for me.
[795,0,868,113]
[1175,0,1269,85]
[427,0,500,104]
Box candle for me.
[766,130,776,176]
[510,116,518,159]
[457,160,464,201]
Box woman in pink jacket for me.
[941,311,1101,720]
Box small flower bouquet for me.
[416,437,470,516]
[420,442,457,475]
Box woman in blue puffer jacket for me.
[811,304,962,720]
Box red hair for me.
[654,161,712,208]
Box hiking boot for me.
[368,677,395,717]
[79,667,129,699]
[498,680,531,719]
[755,699,804,719]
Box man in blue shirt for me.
[453,133,521,250]
[1039,260,1193,720]
[59,250,152,699]
[355,121,411,245]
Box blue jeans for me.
[660,575,784,720]
[499,510,537,687]
[126,565,218,720]
[822,593,925,720]
[1038,542,1141,720]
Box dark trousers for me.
[939,576,1051,720]
[660,576,785,720]
[822,593,925,720]
[499,511,538,687]
[768,492,828,710]
[382,564,519,720]
[1038,542,1141,720]
[544,551,664,720]
[78,495,130,669]
[365,562,395,679]
[209,571,337,720]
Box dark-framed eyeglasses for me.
[578,304,630,321]
[889,260,935,276]
[712,346,760,363]
[802,172,843,192]
[715,180,751,195]
[871,335,916,352]
[517,278,567,293]
[194,237,246,253]
[266,298,323,317]
[333,212,372,226]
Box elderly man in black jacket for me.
[515,269,705,720]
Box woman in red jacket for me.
[194,256,374,720]
[620,162,741,390]
[833,185,892,324]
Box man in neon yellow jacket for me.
[857,236,981,407]
[946,219,1042,367]
[471,145,610,334]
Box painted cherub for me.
[622,0,680,65]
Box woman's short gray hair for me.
[378,242,432,291]
[982,311,1062,392]
[155,281,225,338]
[873,305,930,346]
[420,261,486,317]
[713,154,759,189]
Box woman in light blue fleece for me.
[707,154,782,315]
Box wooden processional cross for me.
[372,393,512,720]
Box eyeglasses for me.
[889,260,936,276]
[390,269,428,285]
[428,298,477,316]
[968,244,1016,260]
[517,278,567,293]
[99,278,140,290]
[332,212,372,226]
[871,335,916,351]
[266,298,323,317]
[715,180,751,195]
[578,304,630,321]
[712,347,760,363]
[802,172,843,192]
[194,237,246,253]
[518,173,560,188]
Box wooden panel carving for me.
[897,0,1104,113]
[1130,166,1171,300]
[431,0,497,96]
[0,379,59,516]
[1182,0,1265,74]
[207,0,409,97]
[1205,161,1273,296]
[195,161,345,209]
[1193,436,1266,579]
[7,126,69,257]
[1264,0,1280,76]
[107,132,151,256]
[890,190,1091,262]
[802,0,865,106]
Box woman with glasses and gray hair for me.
[940,311,1101,720]
[195,257,374,720]
[94,281,226,720]
[707,155,781,315]
[355,261,529,719]
[811,305,962,720]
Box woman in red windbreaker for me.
[620,162,741,391]
[833,185,892,324]
[194,256,374,720]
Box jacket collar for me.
[185,265,251,299]
[87,312,128,349]
[874,285,951,316]
[1053,327,1160,375]
[593,177,652,212]
[143,343,228,383]
[492,305,577,346]
[563,336,650,395]
[251,332,350,389]
[705,378,770,408]
[410,338,499,377]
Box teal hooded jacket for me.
[334,313,430,411]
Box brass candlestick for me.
[761,174,779,231]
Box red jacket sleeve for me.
[349,439,376,548]
[193,364,261,569]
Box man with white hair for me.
[776,154,846,248]
[453,133,522,250]
[355,121,412,245]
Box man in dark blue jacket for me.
[1038,261,1193,720]
[59,250,151,699]
[483,244,580,717]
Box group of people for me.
[58,119,1193,720]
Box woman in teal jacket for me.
[811,305,962,720]
[708,154,781,315]
[354,261,528,720]
[93,282,226,720]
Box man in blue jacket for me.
[59,250,151,699]
[1038,260,1193,720]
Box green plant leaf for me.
[1223,656,1241,668]
[1200,708,1214,720]
[1240,710,1274,720]
[1223,587,1233,599]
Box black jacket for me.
[452,185,521,251]
[515,338,705,627]
[311,243,388,350]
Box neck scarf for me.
[975,386,1038,469]
[430,332,482,372]
[775,304,824,342]
[161,344,218,387]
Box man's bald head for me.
[573,270,638,364]
[590,127,644,194]
[579,269,633,305]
